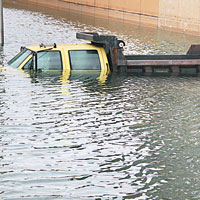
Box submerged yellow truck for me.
[7,32,124,74]
[8,32,200,74]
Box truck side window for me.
[69,50,101,70]
[23,58,33,70]
[37,51,62,70]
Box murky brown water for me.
[1,1,200,199]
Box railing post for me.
[0,0,4,46]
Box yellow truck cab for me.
[8,43,109,73]
[7,32,126,74]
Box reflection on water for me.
[24,69,109,86]
[2,0,200,199]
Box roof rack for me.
[39,43,57,48]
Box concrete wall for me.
[8,0,200,36]
[159,0,200,35]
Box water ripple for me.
[2,1,200,199]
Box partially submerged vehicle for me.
[8,32,200,74]
[8,40,110,75]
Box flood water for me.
[1,1,200,199]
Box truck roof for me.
[26,43,99,52]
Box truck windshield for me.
[8,49,32,68]
[69,50,101,70]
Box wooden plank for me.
[126,59,200,66]
[125,54,200,60]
